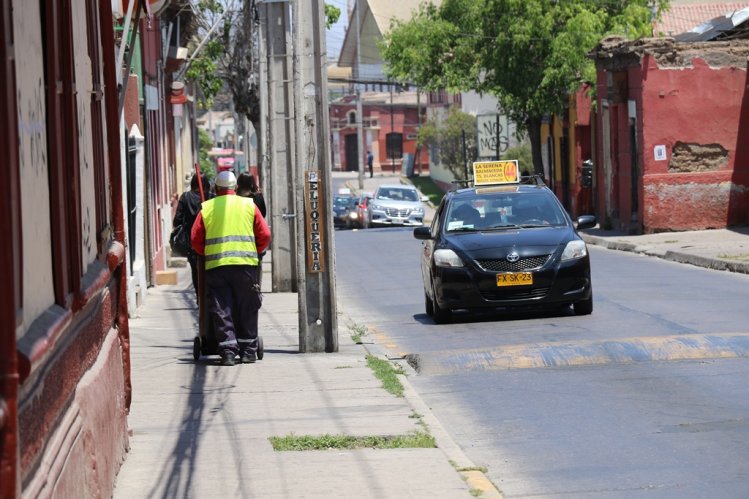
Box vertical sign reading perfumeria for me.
[304,170,325,272]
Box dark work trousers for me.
[205,265,262,357]
[187,252,199,303]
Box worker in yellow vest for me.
[191,171,271,366]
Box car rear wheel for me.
[574,294,593,315]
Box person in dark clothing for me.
[367,150,374,178]
[173,173,212,301]
[237,172,267,218]
[237,172,267,289]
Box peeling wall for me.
[643,174,749,231]
[669,142,728,173]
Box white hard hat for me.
[215,170,237,189]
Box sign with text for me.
[477,114,510,158]
[472,160,520,186]
[304,170,325,273]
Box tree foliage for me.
[325,3,341,29]
[197,127,216,181]
[419,109,477,180]
[187,1,341,128]
[381,0,669,174]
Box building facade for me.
[1,1,130,496]
[591,37,749,233]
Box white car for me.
[366,184,425,228]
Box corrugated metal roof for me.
[655,3,749,36]
[674,6,749,41]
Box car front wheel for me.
[431,285,451,324]
[425,291,434,316]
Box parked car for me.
[348,192,373,229]
[366,184,425,228]
[413,179,596,323]
[332,194,358,229]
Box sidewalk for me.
[113,253,500,498]
[580,225,749,275]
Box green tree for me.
[381,0,669,175]
[419,109,477,180]
[503,143,532,176]
[187,1,343,129]
[197,128,216,183]
[325,3,341,29]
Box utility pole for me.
[293,0,338,352]
[262,0,297,292]
[416,89,422,176]
[354,0,364,190]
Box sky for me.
[325,0,349,62]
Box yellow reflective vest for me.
[201,195,258,270]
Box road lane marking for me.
[407,332,749,375]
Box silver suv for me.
[366,184,425,228]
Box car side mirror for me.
[575,215,596,231]
[420,195,429,203]
[413,226,432,240]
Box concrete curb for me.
[342,313,504,499]
[581,234,749,275]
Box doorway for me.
[345,134,359,172]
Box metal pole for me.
[495,113,500,161]
[462,129,469,180]
[390,84,395,173]
[356,90,364,189]
[416,88,422,175]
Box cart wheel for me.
[192,337,201,361]
[257,336,264,360]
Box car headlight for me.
[413,206,424,214]
[371,203,383,211]
[434,249,464,268]
[349,212,358,219]
[561,240,588,261]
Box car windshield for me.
[445,192,567,232]
[376,188,419,202]
[333,196,354,207]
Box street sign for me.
[472,160,520,186]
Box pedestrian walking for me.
[236,172,268,291]
[367,150,374,178]
[191,171,271,366]
[237,171,267,218]
[172,173,212,302]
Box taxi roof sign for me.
[472,160,520,186]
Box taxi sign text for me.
[473,160,520,186]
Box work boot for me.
[219,352,236,366]
[240,352,256,364]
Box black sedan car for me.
[413,182,596,323]
[332,194,358,228]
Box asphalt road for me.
[333,226,749,499]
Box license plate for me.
[496,272,533,286]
